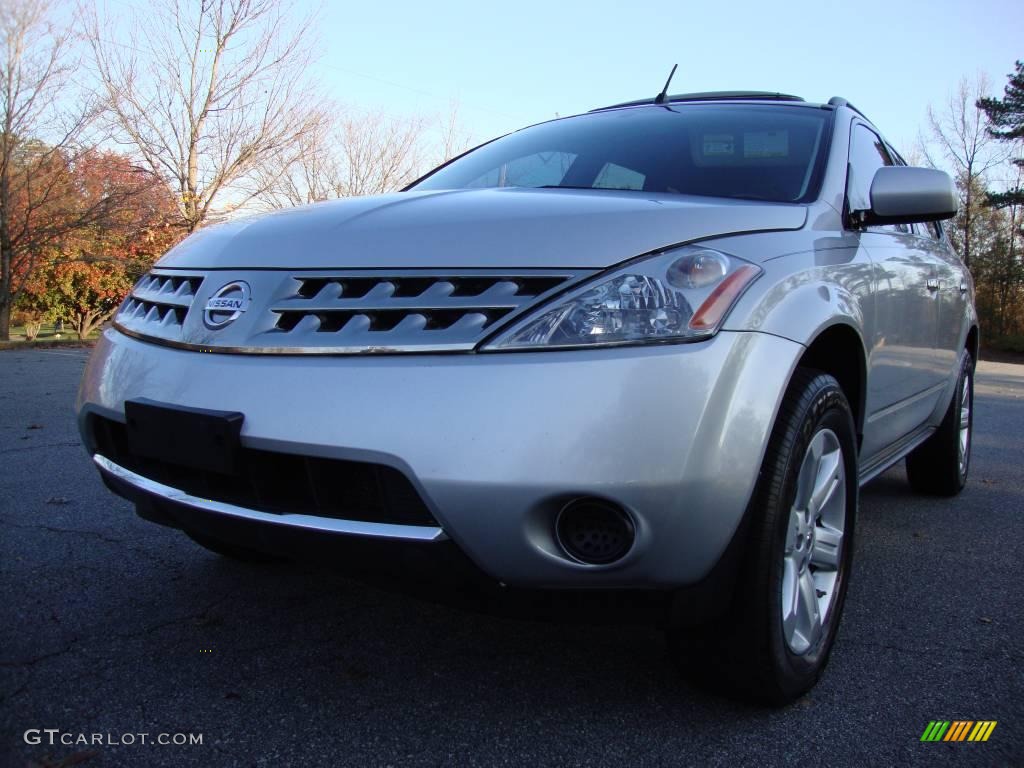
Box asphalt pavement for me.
[1,348,1021,767]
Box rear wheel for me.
[905,353,973,496]
[185,530,281,563]
[670,368,857,704]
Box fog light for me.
[555,499,635,565]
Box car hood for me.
[158,187,808,270]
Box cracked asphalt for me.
[1,348,1022,767]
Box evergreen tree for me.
[978,61,1024,208]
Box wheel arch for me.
[795,322,867,446]
[965,324,979,367]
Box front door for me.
[846,124,943,459]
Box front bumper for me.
[78,327,803,588]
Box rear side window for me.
[412,104,833,204]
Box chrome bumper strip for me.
[94,454,448,542]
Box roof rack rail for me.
[827,96,870,122]
[591,91,805,112]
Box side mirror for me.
[861,166,958,226]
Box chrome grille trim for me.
[114,268,593,354]
[271,273,571,337]
[114,269,205,342]
[260,270,585,352]
[132,272,202,306]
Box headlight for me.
[483,246,761,350]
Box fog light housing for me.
[555,499,635,565]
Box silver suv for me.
[78,91,976,703]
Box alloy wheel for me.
[781,428,847,655]
[959,374,972,474]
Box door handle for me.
[926,279,940,292]
[959,281,968,294]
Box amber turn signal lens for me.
[689,265,761,331]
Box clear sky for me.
[313,0,1023,155]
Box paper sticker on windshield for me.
[702,134,735,156]
[744,131,788,158]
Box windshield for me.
[410,104,832,204]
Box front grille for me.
[111,268,590,353]
[265,271,579,351]
[115,270,204,341]
[90,415,437,527]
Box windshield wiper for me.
[535,185,601,190]
[535,185,650,192]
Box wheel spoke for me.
[785,507,801,554]
[808,448,842,519]
[959,376,972,470]
[811,524,843,570]
[793,437,821,512]
[781,558,800,644]
[793,569,822,652]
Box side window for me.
[593,162,645,191]
[466,151,577,188]
[847,126,908,233]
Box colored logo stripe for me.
[920,720,997,742]
[968,722,998,742]
[945,721,973,741]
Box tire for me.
[185,530,281,563]
[905,353,973,496]
[670,368,858,705]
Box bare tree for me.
[85,0,323,233]
[920,74,1009,267]
[339,109,426,197]
[433,100,475,167]
[255,104,472,209]
[0,0,99,340]
[253,116,335,207]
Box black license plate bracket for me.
[124,399,244,474]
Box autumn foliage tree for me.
[16,150,182,338]
[0,0,105,340]
[21,260,133,338]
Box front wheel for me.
[905,353,973,496]
[670,368,858,704]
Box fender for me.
[722,245,874,457]
[723,246,871,344]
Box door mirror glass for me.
[861,166,958,226]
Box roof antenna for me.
[653,64,678,104]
